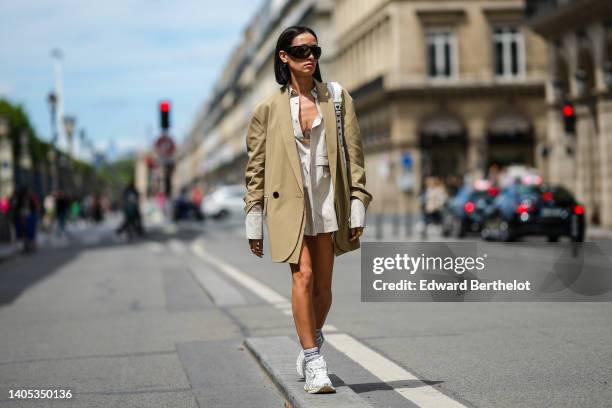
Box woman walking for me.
[244,26,373,394]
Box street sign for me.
[401,152,413,169]
[155,134,176,160]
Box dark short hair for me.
[274,25,323,87]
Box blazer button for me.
[273,191,279,198]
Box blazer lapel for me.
[277,86,304,196]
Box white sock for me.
[303,346,320,363]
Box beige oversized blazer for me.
[244,78,373,264]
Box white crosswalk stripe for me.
[189,239,468,408]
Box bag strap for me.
[327,81,352,190]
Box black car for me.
[481,184,585,242]
[442,186,498,238]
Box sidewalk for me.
[586,226,612,240]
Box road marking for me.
[322,324,339,332]
[325,333,467,407]
[191,240,287,304]
[272,301,292,310]
[188,260,247,307]
[190,239,467,407]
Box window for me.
[426,29,457,79]
[492,26,524,78]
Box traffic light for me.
[160,100,171,130]
[562,101,575,135]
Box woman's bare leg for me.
[290,235,317,349]
[311,232,334,330]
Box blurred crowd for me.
[0,188,112,253]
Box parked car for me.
[481,184,585,242]
[200,184,246,220]
[442,184,498,238]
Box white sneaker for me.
[296,333,325,378]
[304,355,335,394]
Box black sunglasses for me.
[284,44,322,60]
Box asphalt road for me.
[0,215,610,407]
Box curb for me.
[245,336,372,408]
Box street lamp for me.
[47,91,59,191]
[78,128,86,160]
[63,115,76,157]
[47,91,57,143]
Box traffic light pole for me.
[164,161,174,196]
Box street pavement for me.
[0,213,610,407]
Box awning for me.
[488,112,532,136]
[420,113,465,138]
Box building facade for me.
[526,0,612,227]
[175,0,557,221]
[172,0,335,197]
[332,0,549,216]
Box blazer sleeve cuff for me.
[245,203,263,239]
[350,189,373,210]
[349,198,366,228]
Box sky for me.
[0,0,265,158]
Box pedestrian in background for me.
[92,192,104,223]
[55,190,70,237]
[42,192,56,232]
[116,181,144,238]
[421,177,448,238]
[9,187,39,253]
[244,26,372,394]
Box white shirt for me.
[290,83,338,235]
[245,83,366,239]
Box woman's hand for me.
[249,238,264,257]
[349,227,364,242]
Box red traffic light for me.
[561,101,576,135]
[160,100,171,129]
